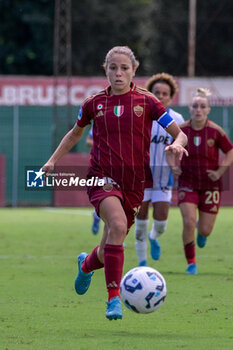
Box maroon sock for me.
[184,241,196,265]
[104,244,124,301]
[82,246,104,273]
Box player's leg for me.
[74,225,106,295]
[75,186,124,298]
[196,190,220,248]
[196,211,217,248]
[148,189,171,260]
[99,195,128,320]
[135,199,150,266]
[179,201,198,274]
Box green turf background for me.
[0,207,232,350]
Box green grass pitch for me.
[0,207,232,350]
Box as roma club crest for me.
[114,105,124,117]
[193,136,201,146]
[103,184,113,192]
[178,191,185,200]
[133,105,143,117]
[207,138,215,147]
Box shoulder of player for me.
[207,120,226,136]
[134,86,160,102]
[168,108,184,123]
[82,89,106,107]
[179,120,190,129]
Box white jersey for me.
[149,108,184,190]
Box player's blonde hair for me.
[103,46,140,70]
[145,72,178,98]
[192,88,212,105]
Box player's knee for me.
[198,225,212,237]
[109,219,127,239]
[135,228,147,242]
[153,220,167,235]
[183,216,196,231]
[136,211,148,220]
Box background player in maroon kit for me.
[42,46,188,320]
[174,88,233,275]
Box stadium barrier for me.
[52,153,233,207]
[0,105,232,207]
[0,154,6,207]
[54,153,90,207]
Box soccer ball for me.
[120,266,167,314]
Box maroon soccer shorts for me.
[87,184,144,231]
[178,188,221,214]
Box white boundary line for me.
[42,208,92,216]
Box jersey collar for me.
[105,82,136,96]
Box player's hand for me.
[42,162,55,177]
[206,169,221,182]
[171,166,182,179]
[165,145,189,161]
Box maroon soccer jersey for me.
[179,119,233,190]
[77,83,168,190]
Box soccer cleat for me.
[186,263,198,275]
[148,234,161,260]
[138,260,147,266]
[74,252,94,295]
[92,212,100,235]
[106,296,123,320]
[197,233,207,248]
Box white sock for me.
[149,219,168,240]
[135,219,149,263]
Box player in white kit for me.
[135,73,184,266]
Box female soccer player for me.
[134,73,184,266]
[176,88,233,275]
[42,46,188,320]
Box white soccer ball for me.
[120,266,167,314]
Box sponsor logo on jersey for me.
[194,136,201,146]
[78,107,83,120]
[97,104,103,110]
[133,105,143,117]
[114,105,124,117]
[96,110,104,118]
[207,138,215,147]
[209,205,218,212]
[151,135,170,144]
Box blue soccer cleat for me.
[186,263,198,275]
[74,252,94,295]
[138,260,147,266]
[197,233,207,248]
[92,212,100,235]
[106,296,123,320]
[148,234,161,260]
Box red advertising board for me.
[0,76,179,106]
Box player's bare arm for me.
[207,148,233,181]
[166,151,182,179]
[165,122,188,160]
[42,124,85,176]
